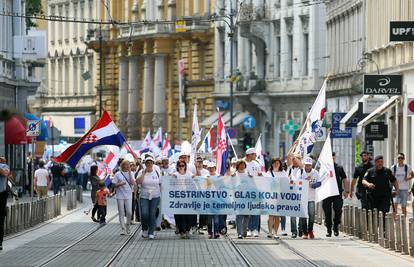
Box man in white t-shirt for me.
[287,153,304,238]
[245,148,262,238]
[391,153,414,217]
[34,160,50,198]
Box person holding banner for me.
[265,158,287,239]
[136,156,161,239]
[173,160,196,239]
[287,153,304,238]
[245,148,263,238]
[113,160,136,236]
[234,159,250,239]
[195,157,209,233]
[299,157,321,240]
[206,161,221,239]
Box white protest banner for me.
[161,175,308,217]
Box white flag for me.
[191,102,201,163]
[254,135,266,172]
[315,135,339,202]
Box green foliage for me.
[26,0,43,29]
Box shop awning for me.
[357,95,401,133]
[5,116,31,145]
[224,112,250,127]
[339,95,369,130]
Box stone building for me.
[87,0,215,142]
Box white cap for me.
[179,151,190,157]
[231,158,237,164]
[207,161,216,168]
[145,156,155,163]
[303,157,313,165]
[203,160,209,166]
[246,148,256,155]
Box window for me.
[73,4,78,39]
[73,57,78,95]
[50,6,55,43]
[64,58,69,95]
[303,33,309,76]
[58,5,63,42]
[58,59,63,95]
[287,35,293,78]
[64,4,69,42]
[88,55,93,94]
[80,57,85,95]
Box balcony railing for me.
[239,4,270,21]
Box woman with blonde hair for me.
[113,160,136,235]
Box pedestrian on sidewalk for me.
[362,155,399,217]
[113,160,136,235]
[350,151,373,209]
[299,157,321,240]
[0,157,11,250]
[245,148,263,238]
[234,159,250,239]
[89,165,100,222]
[136,156,161,240]
[173,160,195,239]
[96,181,110,224]
[50,162,64,195]
[286,153,304,238]
[265,157,287,239]
[390,153,413,218]
[322,152,349,237]
[34,160,50,198]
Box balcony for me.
[238,4,270,22]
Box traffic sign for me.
[282,119,299,136]
[26,120,41,137]
[243,116,256,129]
[408,98,414,115]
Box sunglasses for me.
[398,157,404,160]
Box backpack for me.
[392,164,408,180]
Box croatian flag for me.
[296,80,326,157]
[315,136,339,202]
[161,137,171,157]
[97,151,119,182]
[216,112,228,175]
[254,135,266,172]
[53,111,126,168]
[199,126,214,153]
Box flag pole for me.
[226,130,238,160]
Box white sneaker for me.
[273,234,280,240]
[253,230,259,237]
[149,234,155,239]
[142,230,149,238]
[120,229,126,236]
[246,230,252,237]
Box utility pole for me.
[99,25,103,117]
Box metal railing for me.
[316,203,414,257]
[4,195,62,236]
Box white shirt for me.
[35,168,49,187]
[246,160,262,176]
[161,166,174,176]
[391,164,413,190]
[287,166,303,180]
[113,171,134,199]
[300,169,320,202]
[138,169,161,199]
[265,170,288,179]
[235,171,250,179]
[196,168,209,177]
[187,163,196,176]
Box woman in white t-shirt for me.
[265,158,287,239]
[113,160,136,235]
[136,156,160,239]
[234,160,251,239]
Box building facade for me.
[87,0,215,142]
[325,0,365,175]
[214,0,327,155]
[41,0,99,141]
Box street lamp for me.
[211,7,237,128]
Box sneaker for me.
[149,234,155,239]
[333,227,339,237]
[253,230,259,237]
[273,234,280,240]
[214,234,220,239]
[120,230,127,236]
[130,221,136,225]
[238,234,243,239]
[267,234,273,238]
[208,234,213,239]
[309,231,315,239]
[281,231,288,236]
[246,230,252,237]
[326,231,332,237]
[302,233,308,240]
[291,233,297,238]
[298,231,303,238]
[91,217,99,223]
[142,230,149,238]
[126,225,131,235]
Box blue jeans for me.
[299,201,315,233]
[236,215,249,235]
[140,197,160,235]
[207,215,220,235]
[248,215,260,231]
[280,216,286,231]
[52,177,60,195]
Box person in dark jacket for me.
[350,151,373,209]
